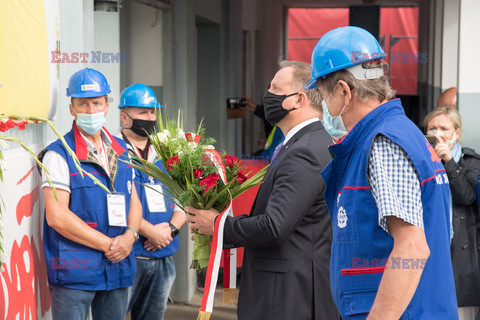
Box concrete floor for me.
[164,287,237,320]
[125,286,238,320]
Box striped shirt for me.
[367,134,424,233]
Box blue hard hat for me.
[66,68,111,97]
[118,83,160,109]
[305,26,387,89]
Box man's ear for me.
[296,91,307,108]
[69,104,75,117]
[338,80,352,106]
[120,110,129,127]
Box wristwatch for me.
[126,227,139,241]
[169,223,179,238]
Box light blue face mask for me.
[75,111,106,135]
[321,86,348,140]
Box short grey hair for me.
[318,60,395,103]
[279,60,323,111]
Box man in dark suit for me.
[186,61,339,320]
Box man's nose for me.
[147,112,156,121]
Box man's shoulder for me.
[292,122,331,151]
[277,136,330,171]
[41,132,74,159]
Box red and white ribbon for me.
[197,200,233,319]
[223,207,236,294]
[185,132,201,143]
[204,148,227,185]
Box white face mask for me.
[321,85,348,140]
[426,129,457,147]
[75,111,106,135]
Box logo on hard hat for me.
[81,84,98,91]
[144,97,155,104]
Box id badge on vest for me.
[107,193,127,226]
[145,184,167,212]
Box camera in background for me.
[226,97,246,119]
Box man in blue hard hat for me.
[39,68,142,320]
[306,26,458,319]
[118,83,186,320]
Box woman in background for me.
[424,106,480,320]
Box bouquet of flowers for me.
[128,110,268,271]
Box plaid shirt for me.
[367,134,424,233]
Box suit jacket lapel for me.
[273,121,323,162]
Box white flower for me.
[205,145,215,150]
[187,142,198,150]
[178,131,186,140]
[175,145,185,154]
[157,129,170,143]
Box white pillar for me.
[94,6,121,133]
[440,0,460,90]
[457,0,480,152]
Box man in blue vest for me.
[40,68,142,320]
[118,83,185,320]
[305,26,458,319]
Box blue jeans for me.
[128,256,176,320]
[49,286,128,320]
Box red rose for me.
[235,172,248,184]
[200,173,220,193]
[193,168,204,179]
[166,156,180,170]
[224,154,240,168]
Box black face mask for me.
[262,91,298,126]
[125,112,157,137]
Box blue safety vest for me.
[42,123,136,291]
[125,142,179,258]
[322,99,458,319]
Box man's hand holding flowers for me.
[185,206,219,236]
